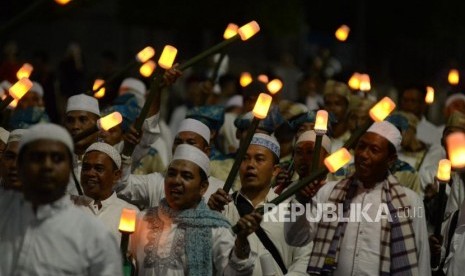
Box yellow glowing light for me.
[436,159,452,182]
[54,0,72,5]
[118,208,137,233]
[98,112,123,131]
[223,23,239,39]
[158,45,178,70]
[237,21,260,41]
[92,79,105,99]
[448,69,460,85]
[425,86,434,104]
[257,74,269,83]
[324,147,352,173]
[16,63,33,80]
[267,79,283,94]
[139,60,156,77]
[252,93,272,119]
[136,46,155,63]
[314,110,329,132]
[9,78,33,101]
[446,132,465,169]
[348,72,361,90]
[369,97,396,122]
[240,72,252,87]
[335,25,350,42]
[8,99,18,109]
[359,74,371,92]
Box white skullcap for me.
[177,118,211,145]
[171,144,210,176]
[445,93,465,108]
[366,121,402,151]
[119,78,146,108]
[66,94,100,116]
[0,80,11,90]
[19,123,74,154]
[7,129,27,144]
[0,127,9,144]
[85,142,121,169]
[250,133,280,158]
[296,130,331,153]
[226,95,243,108]
[30,81,44,97]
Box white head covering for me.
[0,127,9,144]
[250,133,280,158]
[7,129,27,144]
[366,121,402,151]
[119,78,146,108]
[30,81,44,97]
[19,123,74,153]
[225,95,243,109]
[296,130,331,153]
[171,144,210,176]
[0,80,11,99]
[176,118,211,145]
[85,142,121,169]
[445,93,465,108]
[66,94,100,116]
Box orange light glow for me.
[237,21,260,41]
[267,79,283,94]
[223,23,239,39]
[359,74,371,92]
[240,72,252,87]
[314,110,329,132]
[252,93,272,119]
[448,69,460,85]
[158,45,178,70]
[335,25,350,42]
[8,99,18,109]
[348,72,361,90]
[54,0,71,5]
[98,112,123,131]
[369,97,396,122]
[9,78,33,101]
[118,208,137,233]
[16,63,33,80]
[139,60,156,77]
[324,147,352,173]
[257,74,269,83]
[136,46,155,63]
[92,79,105,99]
[425,86,434,104]
[436,159,452,182]
[446,132,465,169]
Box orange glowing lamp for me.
[359,74,371,91]
[314,110,329,133]
[140,60,156,77]
[240,72,252,87]
[257,74,269,83]
[335,25,350,42]
[446,132,465,169]
[118,208,137,233]
[436,159,452,182]
[92,79,105,99]
[224,23,239,39]
[348,72,361,90]
[9,78,33,101]
[54,0,72,5]
[158,45,178,70]
[425,86,434,104]
[16,63,33,80]
[8,99,18,109]
[369,97,396,122]
[237,21,260,41]
[136,46,155,63]
[448,69,460,85]
[324,148,352,173]
[267,79,283,94]
[98,112,123,131]
[252,93,272,119]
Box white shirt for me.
[0,190,122,276]
[285,179,431,276]
[417,116,442,146]
[223,189,312,276]
[130,207,255,276]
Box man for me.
[10,81,51,129]
[0,127,9,155]
[75,142,139,244]
[285,121,431,275]
[129,144,260,275]
[0,129,26,191]
[0,123,122,275]
[208,133,312,275]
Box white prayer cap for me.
[7,129,27,144]
[0,80,11,90]
[226,95,243,109]
[0,127,9,144]
[250,133,280,158]
[85,142,121,169]
[66,94,100,116]
[366,121,402,151]
[296,130,331,153]
[30,81,44,97]
[171,144,210,176]
[119,78,146,108]
[445,93,465,108]
[19,123,74,153]
[176,118,211,145]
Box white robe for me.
[417,116,442,146]
[0,190,122,276]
